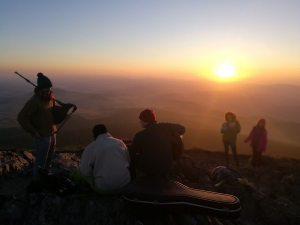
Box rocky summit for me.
[0,149,300,225]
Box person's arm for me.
[236,121,241,134]
[119,140,130,166]
[79,146,94,176]
[220,123,228,134]
[171,123,186,135]
[131,133,142,156]
[17,99,39,137]
[244,129,253,143]
[229,121,241,134]
[129,133,142,179]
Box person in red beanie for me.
[244,119,268,167]
[130,109,185,178]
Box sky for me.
[1,1,300,84]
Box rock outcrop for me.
[1,149,300,225]
[0,150,34,190]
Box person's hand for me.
[32,132,40,138]
[222,123,228,131]
[228,122,236,128]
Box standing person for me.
[220,111,241,167]
[17,73,56,181]
[244,119,267,167]
[70,124,131,195]
[130,109,185,178]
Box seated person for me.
[130,109,185,178]
[70,124,130,195]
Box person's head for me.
[41,87,52,95]
[225,111,237,122]
[92,124,108,140]
[139,108,156,128]
[257,118,266,128]
[37,73,52,93]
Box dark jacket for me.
[244,126,267,152]
[131,122,185,176]
[17,94,56,136]
[220,120,241,144]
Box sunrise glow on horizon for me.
[215,63,237,80]
[1,1,300,84]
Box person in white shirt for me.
[70,124,131,195]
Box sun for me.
[215,63,236,79]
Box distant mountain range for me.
[1,78,300,155]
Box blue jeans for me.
[33,135,56,180]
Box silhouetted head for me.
[37,73,52,91]
[257,118,266,128]
[139,109,156,128]
[93,124,108,140]
[225,111,237,122]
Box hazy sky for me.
[1,1,300,83]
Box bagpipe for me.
[15,72,77,133]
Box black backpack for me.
[30,167,78,196]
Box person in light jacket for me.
[221,111,241,167]
[244,119,268,167]
[70,124,130,195]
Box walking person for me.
[18,73,57,182]
[244,119,268,167]
[221,111,241,167]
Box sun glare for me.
[215,63,236,79]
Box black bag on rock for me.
[37,167,78,196]
[123,177,241,220]
[26,181,45,194]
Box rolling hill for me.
[1,77,300,157]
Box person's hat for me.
[139,109,156,123]
[37,73,52,89]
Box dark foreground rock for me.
[0,149,300,225]
[0,150,34,179]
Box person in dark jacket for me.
[220,111,241,167]
[244,119,268,167]
[130,109,185,178]
[18,73,56,181]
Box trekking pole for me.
[15,71,64,105]
[55,107,77,134]
[15,71,37,87]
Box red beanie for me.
[139,109,156,123]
